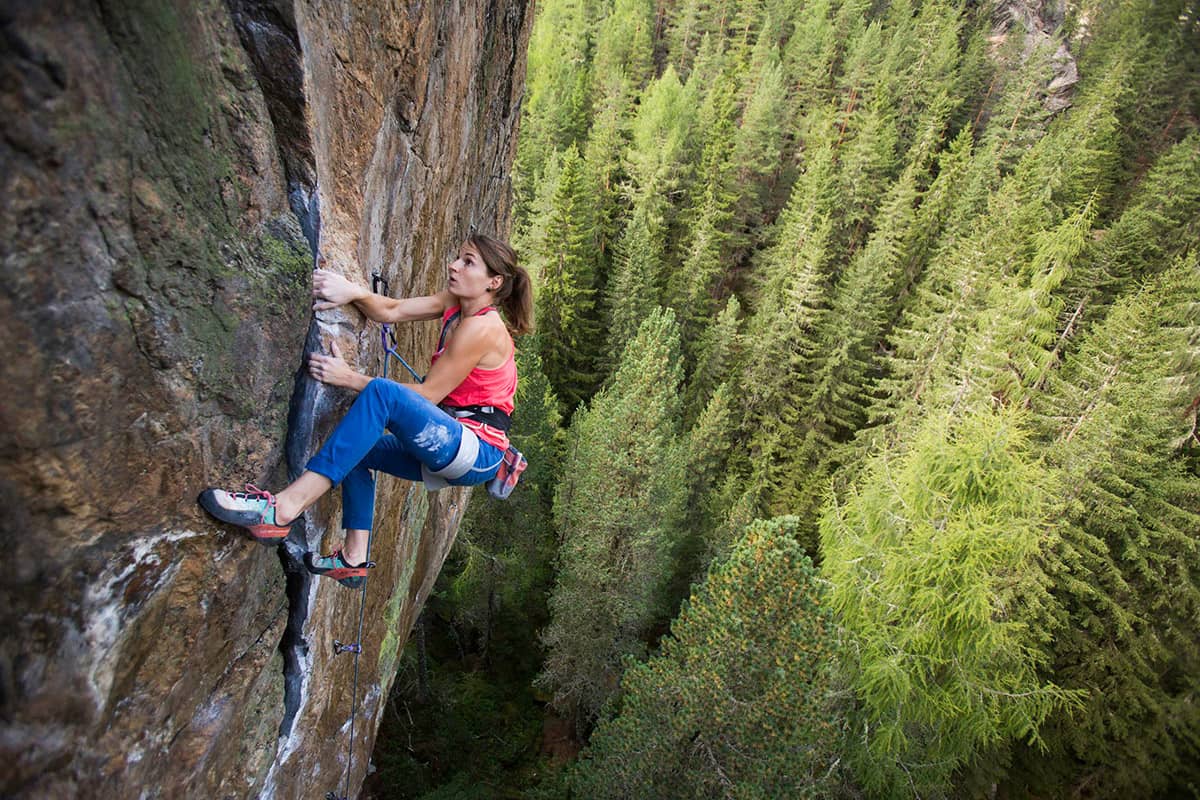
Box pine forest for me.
[371,1,1200,797]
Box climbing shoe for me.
[198,484,291,544]
[304,550,373,589]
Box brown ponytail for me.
[467,233,535,336]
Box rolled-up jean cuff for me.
[304,455,344,486]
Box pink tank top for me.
[430,306,517,449]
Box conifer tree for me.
[831,103,901,257]
[603,202,663,366]
[1058,131,1200,330]
[572,516,850,800]
[779,0,846,139]
[527,145,603,410]
[663,51,738,323]
[1073,0,1200,196]
[872,0,967,148]
[866,48,1126,452]
[580,79,635,299]
[768,101,956,527]
[664,0,712,78]
[604,67,699,365]
[668,181,735,353]
[727,135,839,527]
[1010,255,1200,798]
[969,199,1097,407]
[666,0,743,79]
[625,65,696,196]
[680,380,736,552]
[683,295,742,426]
[728,43,789,251]
[539,309,687,725]
[821,404,1080,797]
[590,0,655,100]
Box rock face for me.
[0,1,531,797]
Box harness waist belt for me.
[439,403,512,432]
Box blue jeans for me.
[305,378,504,531]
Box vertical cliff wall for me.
[0,1,531,797]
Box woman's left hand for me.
[308,341,361,388]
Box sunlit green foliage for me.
[590,0,655,100]
[821,405,1081,797]
[1014,255,1200,798]
[525,145,603,409]
[514,0,595,222]
[400,1,1200,796]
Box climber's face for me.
[447,242,502,299]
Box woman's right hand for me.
[308,340,367,390]
[312,259,367,310]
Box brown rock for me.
[0,0,532,797]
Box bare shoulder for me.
[454,310,511,365]
[456,309,508,340]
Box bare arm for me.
[312,267,453,323]
[308,302,502,403]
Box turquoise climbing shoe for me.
[198,484,291,544]
[304,550,374,589]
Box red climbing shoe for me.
[198,484,291,544]
[304,550,373,589]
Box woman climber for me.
[199,234,533,588]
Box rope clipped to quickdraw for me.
[327,271,415,800]
[373,272,424,384]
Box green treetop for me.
[1013,254,1200,798]
[572,516,851,800]
[767,99,957,533]
[513,0,595,224]
[526,145,603,411]
[821,403,1080,797]
[590,0,655,102]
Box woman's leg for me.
[273,378,460,523]
[328,428,502,565]
[335,435,421,564]
[206,378,505,571]
[199,380,469,549]
[307,378,469,478]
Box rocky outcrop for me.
[0,1,531,797]
[989,0,1080,113]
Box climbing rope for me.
[327,271,410,800]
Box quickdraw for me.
[372,272,424,384]
[333,640,362,655]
